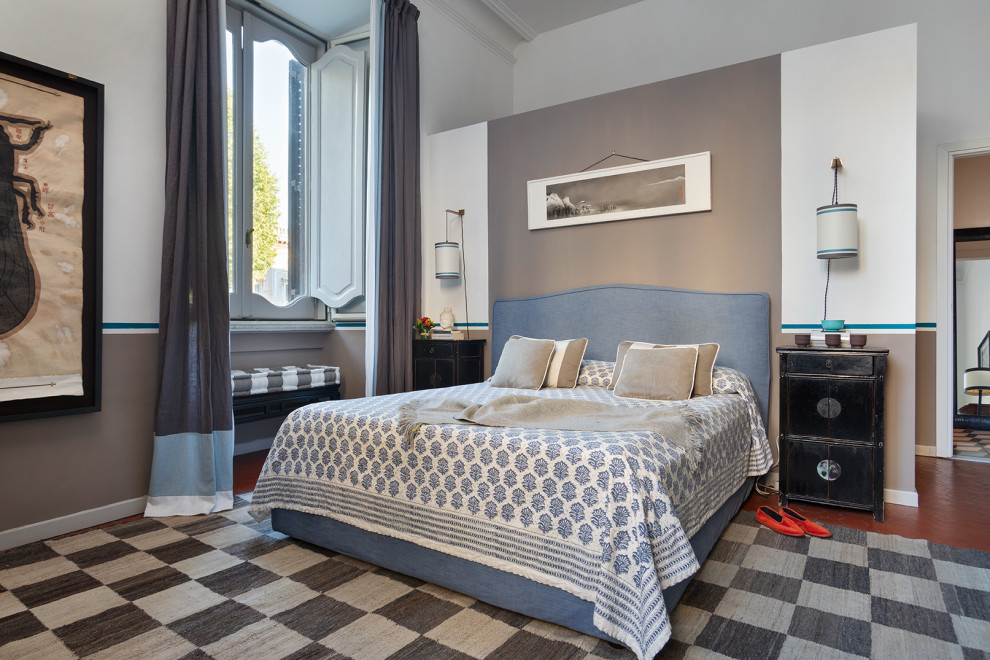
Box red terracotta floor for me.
[233,450,270,495]
[743,455,990,552]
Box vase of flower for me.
[413,316,434,339]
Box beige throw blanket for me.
[396,393,703,461]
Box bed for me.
[250,284,772,659]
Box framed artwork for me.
[527,151,711,230]
[0,51,103,421]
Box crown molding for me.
[479,0,536,42]
[420,0,517,66]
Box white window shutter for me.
[309,45,367,308]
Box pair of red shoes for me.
[756,506,831,538]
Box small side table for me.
[413,339,486,390]
[777,346,888,521]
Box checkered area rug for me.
[954,427,990,461]
[1,495,988,660]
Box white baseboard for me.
[0,496,147,551]
[884,487,919,508]
[915,444,937,457]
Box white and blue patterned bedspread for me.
[250,367,772,659]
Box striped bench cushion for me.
[231,365,340,397]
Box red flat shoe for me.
[780,507,832,538]
[756,506,804,536]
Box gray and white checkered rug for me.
[1,494,988,659]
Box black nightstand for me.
[413,339,486,390]
[777,346,888,521]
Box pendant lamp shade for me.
[816,203,859,259]
[435,241,460,279]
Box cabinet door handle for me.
[430,373,441,386]
[817,459,841,481]
[817,397,841,419]
[825,359,833,369]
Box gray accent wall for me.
[487,56,781,305]
[0,334,157,533]
[487,56,783,442]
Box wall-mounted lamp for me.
[817,159,859,260]
[816,158,859,329]
[435,208,464,279]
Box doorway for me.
[953,228,990,460]
[938,142,990,459]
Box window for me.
[226,5,367,321]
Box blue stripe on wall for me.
[103,322,160,330]
[103,321,490,331]
[781,323,921,330]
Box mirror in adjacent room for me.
[952,152,990,459]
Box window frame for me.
[226,5,324,321]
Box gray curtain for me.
[146,0,234,516]
[375,0,421,395]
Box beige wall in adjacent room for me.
[487,56,784,446]
[954,154,990,230]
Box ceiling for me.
[261,0,643,43]
[264,0,370,40]
[483,0,644,38]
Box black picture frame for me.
[0,51,103,422]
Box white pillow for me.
[543,338,589,388]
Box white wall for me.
[417,0,514,136]
[415,0,512,334]
[511,0,990,327]
[781,26,917,329]
[422,122,489,328]
[0,0,167,326]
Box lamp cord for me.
[824,259,831,321]
[460,215,470,340]
[823,165,839,321]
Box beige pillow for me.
[491,336,556,389]
[613,346,699,401]
[543,338,589,388]
[608,341,658,390]
[658,343,720,396]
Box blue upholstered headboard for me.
[491,284,771,423]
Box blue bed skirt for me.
[272,476,754,647]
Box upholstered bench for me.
[231,365,341,423]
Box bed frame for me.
[273,284,771,646]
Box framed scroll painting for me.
[527,151,711,230]
[0,51,103,421]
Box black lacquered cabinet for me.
[413,339,486,390]
[777,346,888,521]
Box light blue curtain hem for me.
[147,430,234,498]
[145,492,234,518]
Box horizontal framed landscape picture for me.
[0,51,103,421]
[527,151,711,230]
